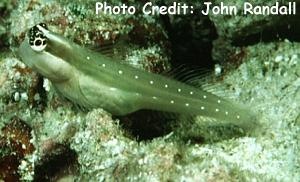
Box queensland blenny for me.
[18,23,256,130]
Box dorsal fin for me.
[162,64,237,100]
[87,35,130,60]
[162,64,214,88]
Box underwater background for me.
[0,0,300,181]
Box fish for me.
[18,23,257,130]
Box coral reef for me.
[210,0,300,62]
[210,0,300,41]
[0,0,299,181]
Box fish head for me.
[18,23,74,82]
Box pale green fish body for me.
[18,24,256,129]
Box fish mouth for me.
[28,23,48,52]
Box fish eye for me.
[28,23,48,52]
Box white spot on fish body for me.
[215,108,219,112]
[150,81,154,84]
[190,91,194,95]
[170,100,174,104]
[152,96,157,100]
[178,88,181,92]
[203,95,207,99]
[214,64,222,76]
[102,64,106,67]
[118,70,123,74]
[165,84,168,88]
[201,106,205,110]
[135,75,139,79]
[86,56,90,60]
[185,103,189,107]
[217,100,221,103]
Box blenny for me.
[18,23,256,130]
